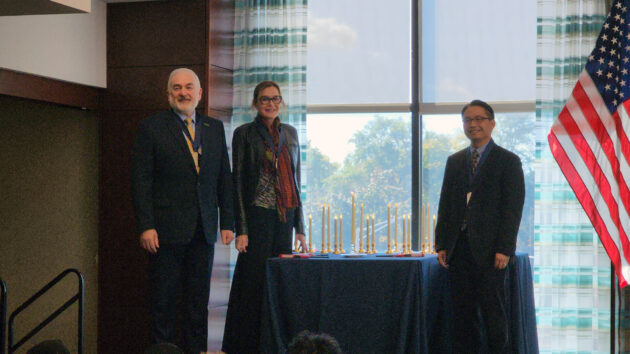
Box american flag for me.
[548,0,630,287]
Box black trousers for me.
[222,206,294,354]
[149,225,214,353]
[449,230,508,354]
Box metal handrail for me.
[8,269,84,354]
[1,278,6,354]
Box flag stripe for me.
[556,106,620,241]
[549,129,630,286]
[569,82,630,228]
[576,78,625,180]
[616,102,630,170]
[579,73,630,217]
[552,99,630,266]
[560,91,630,264]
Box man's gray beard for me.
[169,98,198,115]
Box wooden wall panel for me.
[0,68,100,109]
[104,65,206,111]
[208,108,232,121]
[107,1,206,68]
[209,0,235,71]
[98,108,152,353]
[207,0,234,124]
[207,65,233,118]
[100,0,233,352]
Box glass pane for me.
[303,113,412,253]
[422,112,535,255]
[307,1,411,104]
[422,0,536,102]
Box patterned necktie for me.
[471,149,479,175]
[184,118,199,173]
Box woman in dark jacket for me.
[222,80,307,353]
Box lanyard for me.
[179,118,202,152]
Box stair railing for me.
[8,269,84,354]
[1,278,6,354]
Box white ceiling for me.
[0,0,161,16]
[101,0,161,3]
[0,0,89,16]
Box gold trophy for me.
[359,204,366,253]
[370,214,376,254]
[386,204,393,254]
[339,214,345,253]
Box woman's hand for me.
[437,250,449,269]
[295,233,307,253]
[236,235,249,253]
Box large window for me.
[307,0,536,250]
[304,113,411,251]
[306,0,412,251]
[308,0,411,104]
[421,0,535,102]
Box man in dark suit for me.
[131,68,234,353]
[435,100,525,354]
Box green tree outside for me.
[302,113,534,255]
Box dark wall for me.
[0,95,99,353]
[100,1,233,352]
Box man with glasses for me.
[435,99,525,353]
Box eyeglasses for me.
[463,116,490,124]
[259,95,283,104]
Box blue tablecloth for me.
[260,252,538,353]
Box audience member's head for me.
[26,339,70,354]
[144,342,184,354]
[287,330,343,354]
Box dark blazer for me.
[131,110,234,244]
[435,140,525,267]
[231,119,304,236]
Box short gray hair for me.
[167,68,201,92]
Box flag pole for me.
[611,261,615,354]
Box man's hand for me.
[235,235,248,253]
[494,253,510,270]
[295,233,307,253]
[221,229,235,245]
[437,250,449,269]
[140,229,159,254]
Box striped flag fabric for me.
[548,0,630,287]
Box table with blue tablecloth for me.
[260,252,538,353]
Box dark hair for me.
[287,330,343,354]
[252,80,282,107]
[461,99,494,120]
[26,340,70,354]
